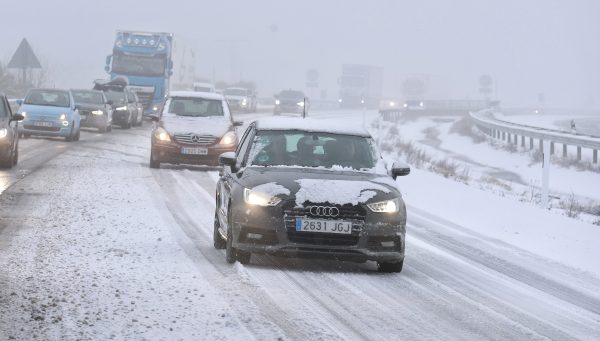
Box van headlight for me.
[92,110,104,116]
[367,198,400,213]
[219,131,237,145]
[154,127,171,142]
[244,188,282,207]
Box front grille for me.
[136,92,154,109]
[283,202,365,246]
[79,110,91,116]
[173,134,218,145]
[24,125,61,132]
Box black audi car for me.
[71,89,113,133]
[214,117,410,272]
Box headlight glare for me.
[59,113,67,120]
[0,128,7,138]
[275,99,280,105]
[244,188,282,207]
[367,198,400,213]
[116,106,127,111]
[92,110,104,116]
[154,128,171,142]
[219,131,237,145]
[297,101,305,107]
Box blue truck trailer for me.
[105,30,173,116]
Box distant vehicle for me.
[338,64,383,109]
[403,100,424,110]
[105,30,174,117]
[126,90,144,126]
[273,90,307,115]
[215,117,410,272]
[94,78,136,129]
[0,94,24,168]
[71,89,113,133]
[149,91,242,168]
[193,82,216,93]
[17,89,81,142]
[224,87,257,113]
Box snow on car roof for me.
[168,91,224,101]
[254,117,372,137]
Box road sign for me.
[8,38,41,69]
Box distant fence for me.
[471,110,600,164]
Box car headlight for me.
[244,188,282,207]
[92,110,104,116]
[219,131,237,145]
[116,106,127,111]
[297,101,305,107]
[20,112,27,119]
[367,198,400,213]
[242,98,247,106]
[153,106,159,112]
[275,99,280,105]
[0,128,7,139]
[59,113,67,120]
[389,101,396,107]
[154,128,171,142]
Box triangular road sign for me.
[8,38,41,69]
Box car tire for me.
[225,220,237,264]
[74,129,80,141]
[65,125,74,142]
[213,212,226,250]
[12,145,18,166]
[0,148,14,169]
[149,150,160,169]
[377,260,404,273]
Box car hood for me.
[239,167,400,207]
[19,104,71,118]
[77,103,105,111]
[226,95,247,101]
[160,114,232,137]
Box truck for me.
[338,64,383,109]
[104,30,174,116]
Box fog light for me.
[62,121,69,127]
[247,233,263,240]
[381,241,395,247]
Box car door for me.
[102,93,113,125]
[219,124,255,230]
[0,97,13,146]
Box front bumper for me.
[112,110,130,125]
[231,203,406,263]
[152,141,236,167]
[80,114,108,129]
[18,120,72,137]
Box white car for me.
[193,82,216,93]
[224,87,257,113]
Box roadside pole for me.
[541,140,550,208]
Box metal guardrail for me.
[471,109,600,163]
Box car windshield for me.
[248,130,378,170]
[224,89,247,96]
[104,91,126,104]
[167,97,224,117]
[279,90,304,100]
[24,90,70,107]
[112,53,166,77]
[72,91,104,105]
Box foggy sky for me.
[1,0,598,108]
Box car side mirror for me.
[233,121,243,127]
[149,114,160,122]
[219,152,236,168]
[106,100,114,106]
[74,104,80,111]
[391,161,410,180]
[11,113,24,122]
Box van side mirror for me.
[233,121,243,127]
[16,99,23,106]
[391,161,410,180]
[11,113,24,122]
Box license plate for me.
[33,121,53,127]
[295,218,353,234]
[181,147,208,155]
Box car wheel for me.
[225,220,237,264]
[0,150,13,169]
[213,212,226,250]
[12,144,18,166]
[65,125,74,141]
[377,260,404,273]
[149,149,160,169]
[74,129,80,141]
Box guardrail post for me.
[502,132,506,141]
[563,144,568,157]
[521,136,525,147]
[577,146,582,161]
[530,137,534,149]
[513,134,518,144]
[539,139,544,152]
[594,150,598,164]
[507,133,511,143]
[550,142,555,155]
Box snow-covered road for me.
[1,112,599,340]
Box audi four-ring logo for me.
[308,206,340,217]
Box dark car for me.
[0,94,24,168]
[214,117,410,272]
[224,87,257,113]
[274,90,308,115]
[71,89,113,133]
[149,91,241,168]
[103,90,135,129]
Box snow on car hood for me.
[160,114,232,137]
[294,179,391,206]
[241,167,399,206]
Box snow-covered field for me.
[0,110,599,340]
